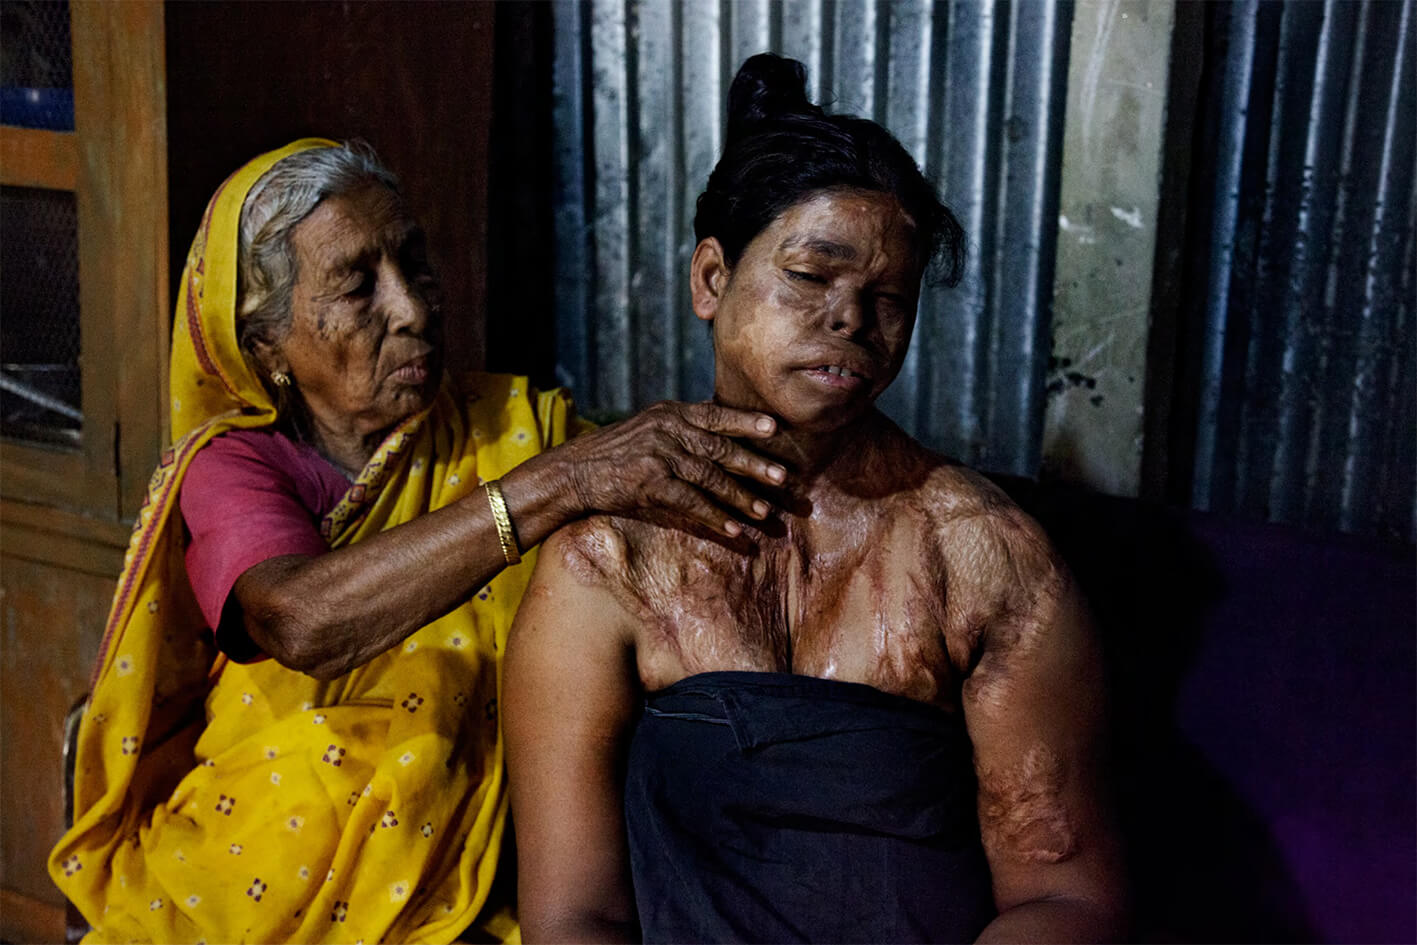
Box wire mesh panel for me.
[1,185,82,446]
[0,0,74,130]
[550,0,1074,476]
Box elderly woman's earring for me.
[272,371,292,387]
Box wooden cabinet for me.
[2,5,165,940]
[2,1,168,522]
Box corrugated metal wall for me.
[546,0,1416,541]
[1190,0,1416,541]
[550,0,1074,477]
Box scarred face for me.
[691,189,923,433]
[264,183,443,455]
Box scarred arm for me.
[952,505,1128,943]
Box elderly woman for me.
[49,139,786,944]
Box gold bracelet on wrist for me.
[481,481,521,561]
[483,479,522,565]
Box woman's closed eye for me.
[344,269,375,300]
[784,269,826,284]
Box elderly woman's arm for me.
[233,401,785,679]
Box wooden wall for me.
[166,0,496,377]
[0,4,496,940]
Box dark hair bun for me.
[700,52,965,287]
[726,53,821,143]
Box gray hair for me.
[236,141,400,373]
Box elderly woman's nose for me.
[382,265,430,334]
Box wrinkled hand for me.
[554,401,786,537]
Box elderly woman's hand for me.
[510,401,786,540]
[571,401,786,534]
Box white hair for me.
[235,141,400,365]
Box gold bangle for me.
[483,480,522,565]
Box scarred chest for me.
[616,506,966,709]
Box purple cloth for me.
[1174,515,1415,944]
[995,477,1415,943]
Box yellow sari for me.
[49,139,577,944]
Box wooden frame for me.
[0,127,78,190]
[0,0,168,526]
[0,497,130,578]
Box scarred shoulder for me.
[889,437,1074,655]
[917,461,1056,563]
[537,511,727,652]
[544,507,735,595]
[541,513,640,588]
[867,420,1058,569]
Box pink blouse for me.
[180,428,351,660]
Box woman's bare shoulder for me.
[914,462,1066,602]
[862,416,1027,524]
[542,516,637,587]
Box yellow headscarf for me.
[50,139,575,944]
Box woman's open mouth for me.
[392,356,430,385]
[803,363,869,392]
